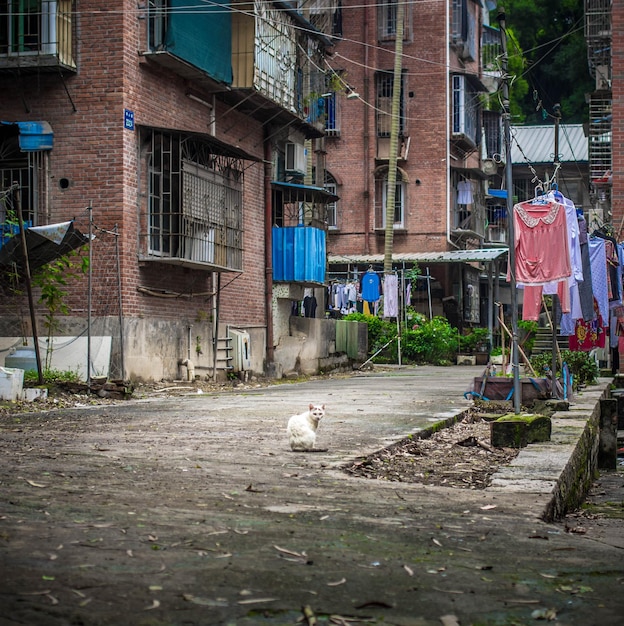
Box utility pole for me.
[14,185,44,385]
[551,103,562,396]
[497,6,521,413]
[383,0,404,275]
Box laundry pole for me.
[498,8,521,413]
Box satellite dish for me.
[482,159,498,176]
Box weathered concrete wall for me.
[273,317,367,376]
[541,382,609,522]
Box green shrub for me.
[518,319,538,355]
[402,316,459,365]
[23,368,82,385]
[529,349,598,389]
[458,327,489,353]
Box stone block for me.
[457,354,476,365]
[491,413,552,448]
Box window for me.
[452,74,479,147]
[378,0,411,42]
[323,90,339,136]
[0,125,46,226]
[148,0,167,49]
[145,129,244,271]
[375,71,405,138]
[451,0,476,60]
[375,168,406,229]
[324,173,338,229]
[451,0,467,43]
[0,0,74,67]
[482,110,502,159]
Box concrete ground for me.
[0,365,623,626]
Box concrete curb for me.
[489,377,612,522]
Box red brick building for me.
[324,0,506,326]
[0,1,334,381]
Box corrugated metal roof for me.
[272,181,339,203]
[510,124,588,164]
[328,249,508,265]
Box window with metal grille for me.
[324,174,338,228]
[145,129,244,271]
[377,0,411,42]
[0,0,74,68]
[452,74,479,146]
[375,168,405,229]
[483,111,502,159]
[0,126,45,227]
[375,71,405,138]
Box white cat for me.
[287,404,326,451]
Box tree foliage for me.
[493,0,593,124]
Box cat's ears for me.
[309,403,314,410]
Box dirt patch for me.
[344,405,521,488]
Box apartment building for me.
[0,1,336,381]
[584,0,621,235]
[323,0,507,327]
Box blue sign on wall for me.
[124,109,135,131]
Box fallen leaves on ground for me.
[344,410,519,489]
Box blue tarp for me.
[272,226,326,284]
[165,0,233,85]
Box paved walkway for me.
[0,365,622,625]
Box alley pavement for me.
[0,365,623,626]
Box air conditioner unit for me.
[487,225,507,244]
[285,141,306,174]
[229,329,252,372]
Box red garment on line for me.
[569,298,605,351]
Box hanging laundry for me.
[457,180,473,205]
[383,274,399,318]
[569,298,606,351]
[303,294,317,318]
[511,196,571,320]
[361,268,381,303]
[512,197,571,285]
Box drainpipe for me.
[363,4,371,254]
[264,132,274,365]
[445,0,459,251]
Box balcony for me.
[271,180,338,285]
[0,0,75,72]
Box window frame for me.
[324,175,338,229]
[377,0,411,42]
[0,129,46,227]
[452,74,479,146]
[145,129,245,271]
[375,169,406,230]
[375,70,406,138]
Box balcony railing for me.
[0,0,75,71]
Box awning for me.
[0,221,89,274]
[1,121,53,151]
[272,181,339,204]
[139,125,262,162]
[328,249,508,265]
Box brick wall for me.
[0,0,268,331]
[325,1,451,258]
